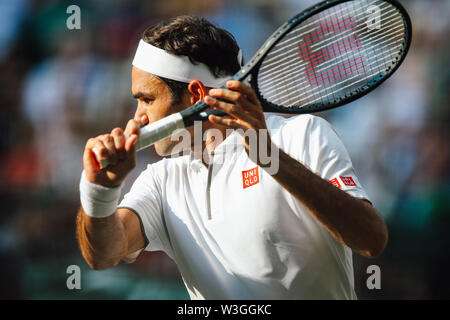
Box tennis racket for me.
[95,0,411,169]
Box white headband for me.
[132,40,242,88]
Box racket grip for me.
[136,113,185,151]
[92,113,185,169]
[91,148,108,169]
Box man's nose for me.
[134,106,149,125]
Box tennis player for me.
[77,16,388,299]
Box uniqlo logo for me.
[340,176,357,186]
[242,167,259,189]
[329,177,341,188]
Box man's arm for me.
[205,81,388,258]
[76,207,146,270]
[77,119,147,270]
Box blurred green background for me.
[0,0,449,299]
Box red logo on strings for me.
[298,16,366,87]
[329,177,341,188]
[242,167,259,189]
[340,176,357,186]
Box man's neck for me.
[201,125,230,167]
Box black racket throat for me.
[180,100,230,127]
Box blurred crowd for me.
[0,0,448,299]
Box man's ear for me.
[188,80,207,105]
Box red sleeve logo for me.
[242,167,259,189]
[339,176,357,186]
[329,177,341,188]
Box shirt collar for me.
[189,130,242,171]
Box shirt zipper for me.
[205,151,214,220]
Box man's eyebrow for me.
[132,92,152,99]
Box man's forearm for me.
[76,207,128,270]
[269,146,388,258]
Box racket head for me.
[250,0,412,114]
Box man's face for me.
[131,66,192,156]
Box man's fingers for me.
[90,139,108,160]
[226,80,260,105]
[83,140,102,173]
[111,128,126,160]
[124,119,141,137]
[82,120,140,186]
[204,96,258,127]
[99,134,118,165]
[208,88,255,112]
[208,114,251,130]
[125,134,138,153]
[208,83,263,119]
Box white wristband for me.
[79,171,122,218]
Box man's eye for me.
[143,98,154,104]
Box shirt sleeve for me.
[285,115,371,202]
[118,163,171,254]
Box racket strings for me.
[263,0,392,66]
[261,20,405,96]
[259,13,403,85]
[269,39,402,106]
[259,2,397,78]
[283,43,403,106]
[256,0,407,108]
[260,5,398,78]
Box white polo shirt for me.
[119,114,370,300]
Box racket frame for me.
[249,0,412,114]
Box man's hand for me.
[204,80,273,166]
[83,119,141,188]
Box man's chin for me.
[154,146,171,157]
[154,143,186,157]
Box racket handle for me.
[136,113,185,151]
[92,107,228,169]
[91,148,108,169]
[92,113,185,169]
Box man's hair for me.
[141,15,241,105]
